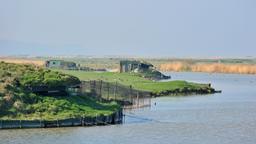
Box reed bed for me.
[0,58,45,66]
[160,62,256,74]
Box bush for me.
[13,100,25,112]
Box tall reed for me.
[160,62,256,74]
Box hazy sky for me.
[0,0,255,57]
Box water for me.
[1,72,256,144]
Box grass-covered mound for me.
[0,62,119,120]
[56,70,216,94]
[134,68,170,80]
[0,95,119,120]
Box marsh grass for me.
[160,62,256,74]
[0,58,45,66]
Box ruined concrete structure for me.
[45,60,77,70]
[45,60,106,71]
[120,60,171,80]
[119,60,153,73]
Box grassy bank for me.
[0,95,119,120]
[0,62,120,120]
[57,70,214,94]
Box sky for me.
[0,0,255,58]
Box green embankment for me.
[0,62,119,120]
[57,70,214,94]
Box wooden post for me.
[129,85,133,103]
[123,113,125,124]
[89,80,92,92]
[136,92,139,108]
[107,82,110,100]
[149,95,151,106]
[57,119,59,127]
[142,94,144,107]
[20,119,22,128]
[82,115,85,126]
[80,83,83,96]
[94,80,96,96]
[95,114,98,125]
[114,81,117,100]
[99,80,103,100]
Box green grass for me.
[57,70,211,93]
[1,95,119,120]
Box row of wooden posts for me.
[0,110,123,129]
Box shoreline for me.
[150,88,221,97]
[0,63,220,130]
[0,110,123,130]
[0,87,220,130]
[148,81,221,97]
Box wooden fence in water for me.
[80,80,152,108]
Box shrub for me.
[13,100,25,112]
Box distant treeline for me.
[160,62,256,74]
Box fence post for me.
[95,114,98,125]
[94,80,96,97]
[90,80,96,97]
[20,119,22,128]
[114,81,117,100]
[140,93,145,107]
[123,113,125,124]
[136,92,139,108]
[149,94,151,107]
[129,85,133,104]
[57,119,59,127]
[107,82,110,100]
[89,80,92,92]
[79,81,83,95]
[99,80,103,100]
[82,115,85,126]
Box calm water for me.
[1,72,256,144]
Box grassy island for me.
[0,62,119,120]
[0,61,216,121]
